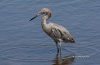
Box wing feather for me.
[48,22,75,43]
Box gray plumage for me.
[30,8,75,53]
[48,22,75,43]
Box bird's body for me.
[43,22,75,43]
[30,8,75,53]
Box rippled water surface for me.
[0,0,100,65]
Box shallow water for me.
[0,0,100,65]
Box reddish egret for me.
[30,8,75,53]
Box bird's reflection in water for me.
[52,53,75,65]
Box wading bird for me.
[30,8,75,53]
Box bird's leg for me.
[56,43,59,53]
[54,41,59,53]
[58,42,62,54]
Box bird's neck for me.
[41,16,49,31]
[42,12,51,29]
[42,15,49,25]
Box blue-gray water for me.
[0,0,100,65]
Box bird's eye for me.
[38,12,41,14]
[41,12,45,14]
[39,12,44,14]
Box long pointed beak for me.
[30,11,43,21]
[30,14,39,21]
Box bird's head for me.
[30,8,52,21]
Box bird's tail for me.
[70,38,75,43]
[64,37,75,43]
